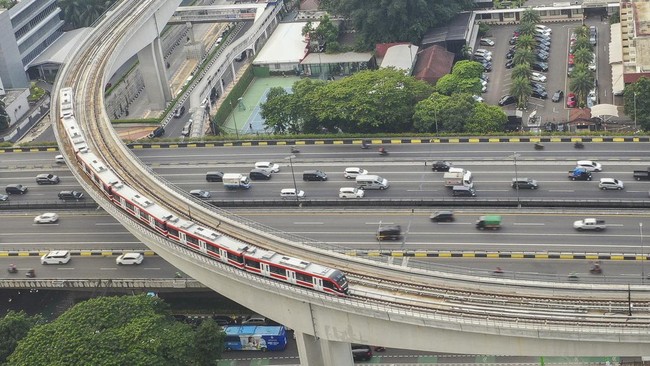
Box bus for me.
[223,325,288,351]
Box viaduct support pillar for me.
[137,37,172,109]
[295,332,354,366]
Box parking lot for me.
[475,16,613,129]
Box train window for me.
[168,227,179,237]
[323,281,333,289]
[296,272,312,283]
[227,252,242,263]
[269,266,286,276]
[186,235,198,245]
[140,211,149,221]
[125,201,135,212]
[155,220,165,230]
[245,258,260,269]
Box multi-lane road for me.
[3,142,649,203]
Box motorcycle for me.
[7,265,17,274]
[290,146,300,154]
[574,142,584,149]
[534,143,544,150]
[568,272,579,280]
[25,269,35,278]
[361,141,370,149]
[379,147,389,156]
[590,266,602,275]
[374,346,386,352]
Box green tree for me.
[7,295,199,366]
[260,87,295,134]
[451,60,484,80]
[194,319,226,366]
[520,8,541,25]
[413,93,474,133]
[569,66,594,108]
[465,103,507,133]
[513,48,535,66]
[573,48,593,67]
[458,44,473,60]
[0,0,17,9]
[518,22,536,37]
[610,10,620,24]
[574,36,592,53]
[435,74,481,96]
[0,99,10,131]
[0,311,43,363]
[510,76,532,108]
[511,63,532,81]
[321,0,474,48]
[623,77,650,131]
[575,25,589,39]
[515,34,536,51]
[59,0,117,29]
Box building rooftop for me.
[300,51,372,64]
[380,44,418,74]
[29,28,91,67]
[253,22,316,65]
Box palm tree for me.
[575,25,589,39]
[514,48,535,66]
[518,22,536,37]
[574,37,592,53]
[0,99,10,131]
[573,48,593,67]
[516,34,536,50]
[511,76,532,109]
[570,69,595,108]
[459,44,472,60]
[520,8,541,25]
[511,63,532,81]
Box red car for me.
[566,93,577,108]
[568,54,575,65]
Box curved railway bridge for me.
[52,1,650,364]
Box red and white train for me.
[59,87,349,296]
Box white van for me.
[355,175,389,190]
[339,187,364,199]
[41,250,71,265]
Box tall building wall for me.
[0,10,27,88]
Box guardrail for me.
[0,278,207,289]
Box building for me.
[253,22,315,73]
[610,0,650,95]
[378,43,418,76]
[412,45,454,85]
[0,0,64,86]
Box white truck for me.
[443,168,473,188]
[222,173,251,189]
[573,218,606,231]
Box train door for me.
[286,270,296,285]
[219,248,229,263]
[179,232,187,245]
[198,240,207,253]
[313,277,323,292]
[260,263,270,277]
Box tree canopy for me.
[623,77,650,131]
[7,295,225,366]
[58,0,118,29]
[0,311,43,363]
[321,0,474,48]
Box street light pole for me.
[634,92,638,132]
[285,155,299,206]
[509,152,521,208]
[641,222,645,283]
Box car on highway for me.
[255,161,280,173]
[190,189,211,199]
[173,106,185,118]
[430,161,453,172]
[6,184,27,195]
[430,211,455,222]
[339,187,364,199]
[34,212,59,224]
[344,167,368,179]
[116,252,144,265]
[479,38,495,46]
[577,160,602,172]
[568,168,592,181]
[55,155,65,164]
[551,90,564,102]
[205,171,224,182]
[58,190,84,200]
[0,194,8,201]
[280,188,305,199]
[498,95,516,106]
[531,72,547,83]
[41,250,70,265]
[566,93,577,107]
[512,178,539,189]
[598,178,624,190]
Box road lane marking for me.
[100,268,117,271]
[366,222,394,225]
[549,189,575,192]
[293,222,323,225]
[513,223,546,226]
[95,223,122,226]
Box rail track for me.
[52,0,650,337]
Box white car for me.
[576,160,602,172]
[598,178,624,190]
[41,250,70,265]
[34,212,59,224]
[189,189,211,199]
[531,72,547,83]
[472,95,484,103]
[479,38,495,46]
[339,187,364,199]
[255,162,280,173]
[344,167,368,179]
[116,252,144,265]
[55,155,65,164]
[280,188,305,199]
[0,194,8,201]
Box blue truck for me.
[223,325,288,351]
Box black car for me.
[430,211,455,222]
[352,345,373,361]
[508,36,518,45]
[376,225,401,241]
[506,49,515,59]
[249,169,272,180]
[531,62,548,72]
[536,44,550,52]
[148,126,165,138]
[479,60,492,72]
[498,95,516,106]
[551,90,564,102]
[205,171,224,182]
[531,89,548,99]
[505,59,515,69]
[530,82,545,91]
[569,168,592,181]
[430,161,452,172]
